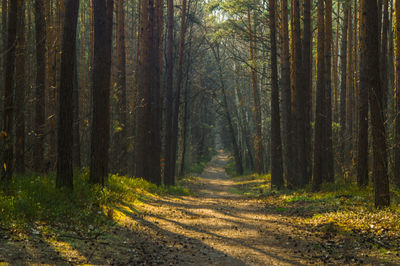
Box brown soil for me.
[0,151,397,265]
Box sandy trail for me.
[137,151,326,265]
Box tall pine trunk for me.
[15,0,25,174]
[1,0,17,181]
[357,0,369,187]
[365,0,390,208]
[280,0,292,187]
[89,0,114,186]
[34,0,46,173]
[164,0,175,185]
[269,0,283,189]
[395,0,400,187]
[313,0,325,191]
[56,0,80,189]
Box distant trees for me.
[0,0,399,208]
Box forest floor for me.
[1,151,400,265]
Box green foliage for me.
[0,171,189,231]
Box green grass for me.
[0,171,189,232]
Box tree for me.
[313,0,325,191]
[324,0,334,183]
[34,0,46,173]
[280,0,292,187]
[269,0,283,189]
[357,0,369,187]
[340,3,349,173]
[248,10,264,175]
[365,0,390,208]
[114,0,128,175]
[164,0,176,185]
[1,0,18,181]
[302,0,313,183]
[15,0,26,174]
[291,0,307,187]
[395,0,400,187]
[135,0,162,184]
[56,0,80,189]
[89,0,114,186]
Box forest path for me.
[1,151,389,265]
[128,150,344,265]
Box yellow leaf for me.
[3,163,6,171]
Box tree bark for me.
[280,0,292,187]
[395,0,400,187]
[357,0,369,187]
[313,0,325,191]
[365,0,390,208]
[1,0,17,181]
[89,0,114,186]
[324,0,334,183]
[34,0,46,173]
[164,0,175,185]
[269,0,283,189]
[56,0,80,189]
[248,10,264,175]
[15,0,25,174]
[340,3,349,174]
[114,0,127,175]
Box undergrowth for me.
[0,171,190,232]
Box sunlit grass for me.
[0,170,190,232]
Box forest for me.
[1,0,400,264]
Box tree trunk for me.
[34,0,46,173]
[164,0,175,185]
[302,0,312,184]
[280,0,292,187]
[169,0,187,183]
[56,0,80,189]
[269,0,283,189]
[345,5,354,171]
[15,0,25,174]
[89,0,114,186]
[340,3,349,174]
[248,10,264,175]
[114,0,127,175]
[381,0,389,114]
[1,0,17,181]
[357,0,369,187]
[395,0,400,187]
[324,0,334,183]
[135,0,161,184]
[291,0,307,186]
[333,3,340,122]
[365,0,390,208]
[313,0,325,191]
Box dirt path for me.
[1,151,394,265]
[126,151,381,265]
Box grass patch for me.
[0,171,189,233]
[261,181,400,251]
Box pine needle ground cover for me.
[230,174,400,263]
